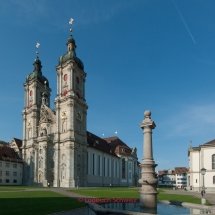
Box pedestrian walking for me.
[48,182,50,188]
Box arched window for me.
[122,158,125,179]
[63,89,68,96]
[62,121,67,133]
[64,74,68,81]
[51,160,54,168]
[76,92,80,98]
[212,154,215,169]
[76,76,79,84]
[213,176,215,184]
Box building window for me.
[0,162,2,167]
[13,172,17,177]
[51,161,54,168]
[6,179,9,183]
[13,180,17,183]
[129,172,131,179]
[6,163,10,168]
[64,74,68,81]
[13,164,17,168]
[104,157,106,177]
[93,154,95,175]
[107,159,110,177]
[87,152,90,175]
[76,76,79,84]
[196,179,197,183]
[213,176,215,184]
[0,179,2,183]
[6,171,9,176]
[212,154,215,169]
[122,158,126,179]
[129,162,131,170]
[115,161,117,178]
[98,155,100,176]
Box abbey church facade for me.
[21,31,140,187]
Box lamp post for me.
[201,167,206,204]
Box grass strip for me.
[69,188,211,205]
[0,191,85,215]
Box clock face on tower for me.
[61,111,67,118]
[77,111,82,121]
[27,120,31,127]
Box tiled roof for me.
[202,139,215,147]
[87,132,118,157]
[13,138,22,149]
[87,132,138,160]
[174,167,188,174]
[158,170,175,176]
[104,136,132,155]
[0,145,22,161]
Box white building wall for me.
[0,160,23,185]
[189,147,215,192]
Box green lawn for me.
[0,191,85,215]
[0,186,46,191]
[69,187,212,206]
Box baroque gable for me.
[39,104,56,124]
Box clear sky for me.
[1,0,215,172]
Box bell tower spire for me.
[54,18,88,187]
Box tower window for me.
[64,74,68,81]
[63,90,68,96]
[30,90,33,96]
[212,154,215,169]
[76,92,80,98]
[76,76,79,84]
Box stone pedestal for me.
[139,110,158,210]
[201,198,206,205]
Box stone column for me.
[139,110,158,211]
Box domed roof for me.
[58,35,84,70]
[26,57,49,87]
[59,51,84,70]
[67,36,76,45]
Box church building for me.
[21,25,140,187]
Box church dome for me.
[68,37,76,45]
[58,35,84,70]
[26,57,49,87]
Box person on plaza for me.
[47,182,50,188]
[201,188,205,198]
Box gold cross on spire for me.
[69,18,74,35]
[36,42,40,57]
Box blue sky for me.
[1,0,215,171]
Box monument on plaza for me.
[139,110,158,211]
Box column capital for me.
[140,110,156,129]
